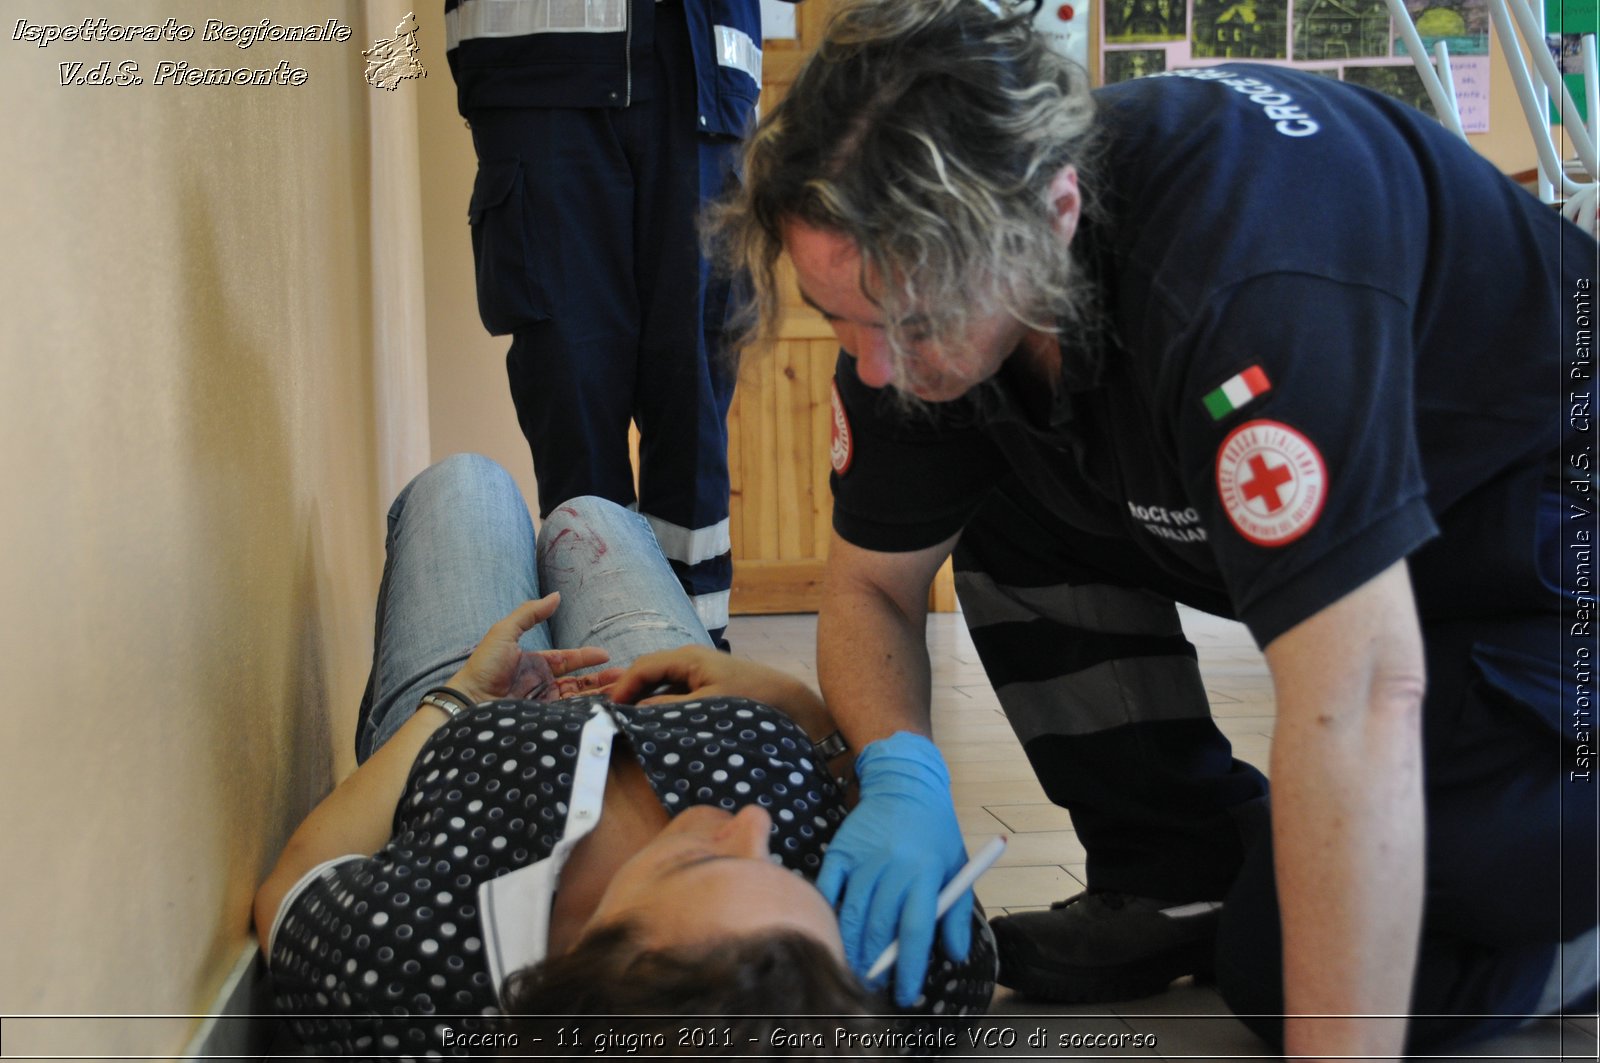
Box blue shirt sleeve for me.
[1170,271,1439,644]
[829,353,1009,552]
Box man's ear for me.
[1047,165,1081,247]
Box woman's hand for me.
[608,646,834,738]
[446,593,621,704]
[253,593,619,952]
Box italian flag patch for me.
[1202,366,1272,420]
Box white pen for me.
[865,834,1008,983]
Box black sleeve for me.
[829,352,1008,552]
[1170,273,1439,644]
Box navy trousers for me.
[464,4,737,642]
[955,474,1597,1051]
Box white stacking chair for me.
[1384,0,1598,231]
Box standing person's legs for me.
[958,479,1269,1000]
[466,107,641,518]
[537,496,715,667]
[629,4,737,646]
[356,455,552,762]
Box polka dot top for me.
[269,695,996,1057]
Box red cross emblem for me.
[829,380,854,475]
[1215,420,1326,546]
[1240,454,1294,512]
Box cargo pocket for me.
[468,158,547,336]
[1469,639,1566,740]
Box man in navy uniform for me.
[446,0,786,645]
[714,0,1599,1056]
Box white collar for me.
[478,705,618,1004]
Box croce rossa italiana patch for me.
[1214,419,1326,546]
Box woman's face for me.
[579,804,846,958]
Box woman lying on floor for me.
[253,454,996,1057]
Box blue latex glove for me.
[816,731,972,1006]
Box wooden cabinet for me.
[727,318,839,613]
[726,2,957,615]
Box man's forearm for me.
[817,579,935,748]
[1274,690,1423,1060]
[1264,561,1427,1061]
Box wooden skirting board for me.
[731,556,957,616]
[730,558,827,615]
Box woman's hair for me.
[706,0,1100,395]
[498,921,892,1057]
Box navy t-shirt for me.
[831,64,1595,645]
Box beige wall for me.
[0,2,389,1056]
[414,4,545,513]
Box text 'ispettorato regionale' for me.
[13,18,353,88]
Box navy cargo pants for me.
[955,474,1596,1051]
[464,4,737,642]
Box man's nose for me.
[844,327,895,389]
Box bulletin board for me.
[1100,0,1494,130]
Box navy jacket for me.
[445,0,773,137]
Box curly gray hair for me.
[707,0,1100,394]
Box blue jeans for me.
[355,453,714,762]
